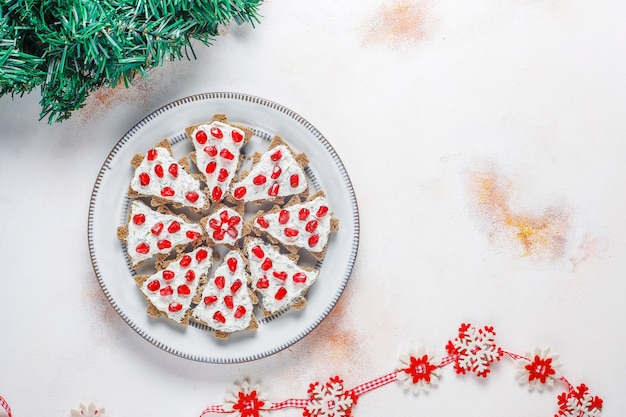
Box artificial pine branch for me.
[0,0,262,123]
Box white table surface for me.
[1,0,625,416]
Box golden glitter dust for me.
[469,170,571,258]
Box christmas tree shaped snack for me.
[128,139,210,211]
[230,136,309,204]
[245,237,319,316]
[117,200,205,269]
[251,191,339,260]
[135,246,213,326]
[192,250,258,339]
[185,114,253,203]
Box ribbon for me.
[0,395,12,417]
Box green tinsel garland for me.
[0,0,262,123]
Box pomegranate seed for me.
[256,276,269,289]
[230,279,242,294]
[305,220,318,233]
[168,163,178,178]
[139,172,150,186]
[256,216,269,228]
[233,186,247,199]
[253,175,267,185]
[217,168,228,182]
[147,280,160,291]
[231,130,244,143]
[212,186,223,201]
[284,228,299,238]
[227,257,238,272]
[186,231,201,240]
[271,165,282,179]
[308,234,320,247]
[251,245,264,258]
[204,295,218,305]
[261,258,273,271]
[234,305,246,319]
[220,210,229,222]
[196,130,208,144]
[160,286,173,296]
[268,182,280,197]
[196,249,209,262]
[168,302,183,312]
[157,239,172,250]
[209,218,221,230]
[213,229,225,241]
[278,210,290,224]
[204,145,217,157]
[177,284,191,296]
[213,311,226,323]
[298,208,310,221]
[210,126,223,138]
[185,270,195,282]
[180,255,192,267]
[161,187,175,197]
[214,276,225,290]
[167,221,180,233]
[132,213,146,225]
[154,164,164,178]
[316,206,329,217]
[185,191,199,203]
[147,149,158,161]
[275,287,287,300]
[224,295,234,309]
[162,270,175,280]
[293,272,307,283]
[290,174,299,188]
[136,243,150,254]
[226,227,238,238]
[270,149,282,161]
[151,222,164,236]
[220,148,235,160]
[273,271,287,281]
[206,161,217,174]
[228,215,241,226]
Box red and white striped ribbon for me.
[0,395,12,417]
[348,371,399,397]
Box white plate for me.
[88,92,359,363]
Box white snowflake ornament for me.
[70,402,107,417]
[516,347,563,391]
[396,346,440,394]
[223,380,270,417]
[304,376,357,417]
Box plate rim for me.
[87,91,360,363]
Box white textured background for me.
[1,0,625,416]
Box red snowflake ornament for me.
[223,381,270,417]
[445,323,503,378]
[555,384,603,417]
[303,376,357,417]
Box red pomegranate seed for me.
[133,213,146,225]
[273,271,287,281]
[167,221,180,233]
[185,270,195,282]
[196,249,209,262]
[251,245,264,259]
[157,239,172,250]
[213,311,226,323]
[179,255,192,267]
[161,187,175,197]
[256,276,269,289]
[154,164,164,178]
[196,130,208,144]
[270,149,282,161]
[213,229,225,241]
[147,149,158,161]
[290,174,299,188]
[210,126,223,138]
[278,209,290,224]
[253,175,266,185]
[271,166,282,179]
[233,186,247,199]
[261,258,273,271]
[220,148,235,160]
[224,295,234,309]
[214,276,225,290]
[268,182,280,197]
[234,305,246,319]
[212,186,223,201]
[185,191,199,203]
[206,161,217,174]
[168,302,183,312]
[256,216,269,228]
[227,257,238,272]
[162,270,175,280]
[316,206,329,217]
[230,279,242,294]
[186,231,201,241]
[151,222,164,236]
[147,280,160,291]
[177,284,191,296]
[209,218,220,230]
[231,130,243,143]
[204,295,218,305]
[305,220,318,233]
[136,243,150,254]
[160,286,173,296]
[139,172,150,186]
[204,145,217,157]
[274,287,287,300]
[168,163,178,178]
[217,168,228,182]
[308,234,319,247]
[220,210,229,222]
[293,272,307,283]
[226,227,238,238]
[298,208,310,221]
[284,228,299,237]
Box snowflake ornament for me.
[517,347,563,391]
[445,323,503,378]
[304,376,357,417]
[223,381,270,417]
[396,346,440,394]
[556,384,603,417]
[70,402,107,417]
